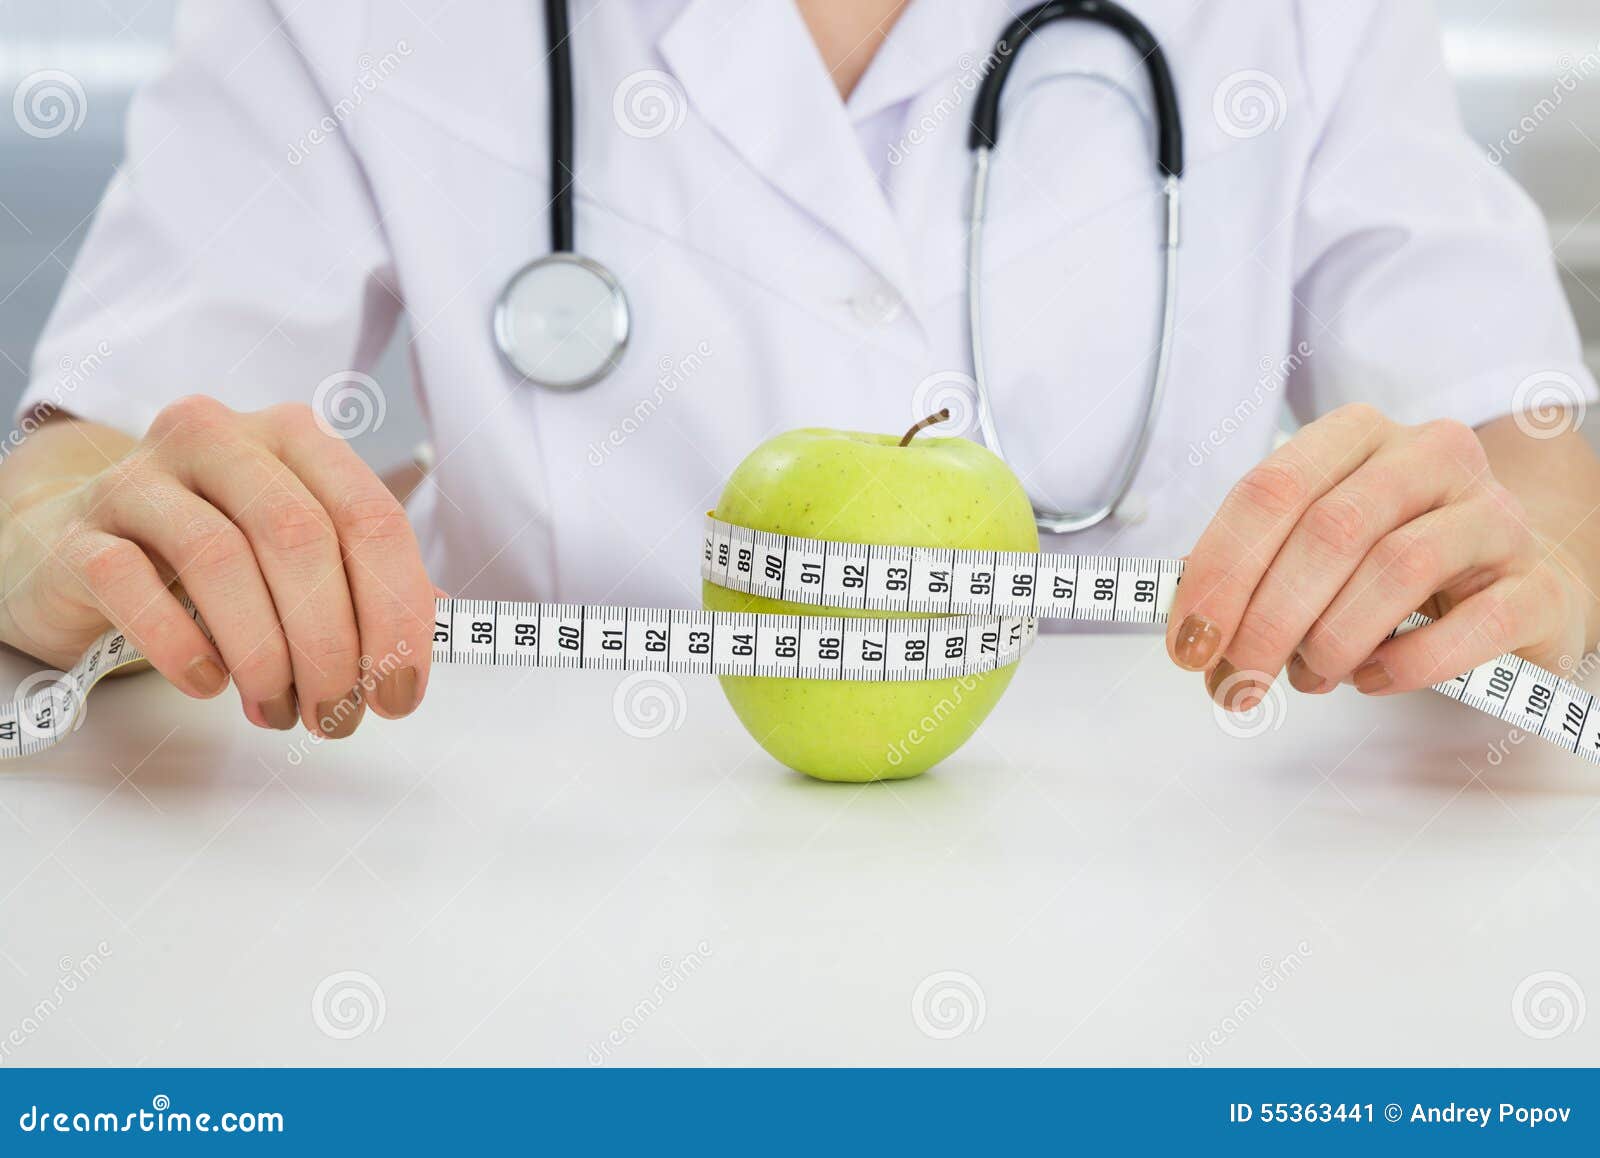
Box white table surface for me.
[1,631,1597,1067]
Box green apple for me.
[704,416,1039,782]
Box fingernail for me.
[185,655,229,697]
[316,691,365,739]
[1207,659,1266,713]
[1174,614,1222,670]
[1205,658,1234,702]
[1288,653,1330,694]
[375,665,418,717]
[1354,658,1393,695]
[259,686,298,731]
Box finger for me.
[1167,403,1392,672]
[261,407,434,721]
[1222,425,1487,687]
[62,530,229,700]
[1349,573,1567,696]
[99,476,299,730]
[1297,496,1525,687]
[171,434,366,738]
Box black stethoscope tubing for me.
[517,0,1184,535]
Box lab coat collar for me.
[847,0,997,124]
[658,0,917,313]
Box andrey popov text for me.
[1229,1103,1572,1128]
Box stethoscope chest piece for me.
[493,252,631,391]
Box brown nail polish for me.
[316,691,365,739]
[375,665,418,717]
[185,655,229,697]
[1354,659,1393,695]
[1205,658,1237,704]
[260,686,298,731]
[1288,654,1328,694]
[1174,614,1222,670]
[1207,659,1265,713]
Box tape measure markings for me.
[2,516,1597,764]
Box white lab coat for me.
[22,0,1597,608]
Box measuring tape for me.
[2,515,1597,763]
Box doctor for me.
[2,0,1598,740]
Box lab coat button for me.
[850,282,903,327]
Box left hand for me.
[1166,403,1591,711]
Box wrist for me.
[1542,537,1600,659]
[0,476,91,649]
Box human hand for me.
[0,397,435,737]
[1165,404,1591,710]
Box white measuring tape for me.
[2,515,1597,763]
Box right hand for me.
[0,396,435,737]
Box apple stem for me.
[899,409,951,447]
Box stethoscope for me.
[493,0,1183,535]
